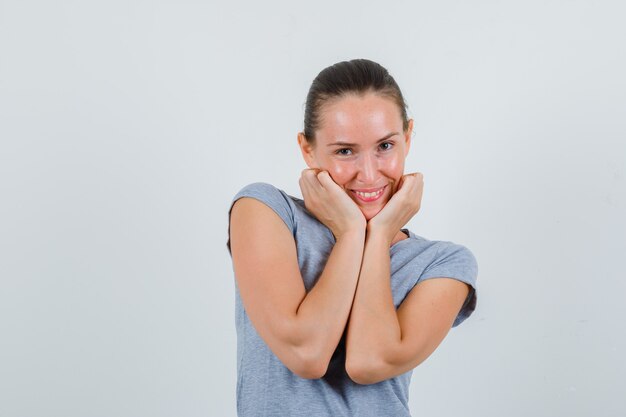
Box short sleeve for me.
[226,182,296,254]
[419,242,478,327]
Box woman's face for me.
[298,92,413,220]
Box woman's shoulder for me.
[401,230,476,255]
[232,182,297,204]
[229,181,331,239]
[393,230,478,282]
[396,230,479,327]
[228,182,301,253]
[230,182,300,229]
[233,182,288,200]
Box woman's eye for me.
[379,142,393,151]
[336,148,352,156]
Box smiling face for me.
[298,92,413,220]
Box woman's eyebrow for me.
[376,132,399,142]
[327,141,356,147]
[327,132,399,147]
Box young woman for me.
[227,59,478,417]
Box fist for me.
[369,172,424,244]
[298,169,366,238]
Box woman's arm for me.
[345,173,470,384]
[229,171,366,379]
[344,227,469,384]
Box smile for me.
[350,186,387,202]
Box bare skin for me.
[230,172,365,379]
[229,92,470,382]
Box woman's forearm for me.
[345,228,404,381]
[289,228,366,375]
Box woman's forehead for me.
[316,93,403,144]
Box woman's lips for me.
[350,185,387,202]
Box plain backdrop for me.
[1,1,625,416]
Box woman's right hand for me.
[299,169,366,238]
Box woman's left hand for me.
[368,172,424,245]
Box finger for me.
[401,172,423,190]
[299,176,309,191]
[306,168,321,175]
[397,174,412,191]
[410,173,424,191]
[302,169,322,188]
[301,168,321,179]
[299,176,311,197]
[300,172,318,192]
[316,171,338,190]
[408,172,424,183]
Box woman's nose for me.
[356,153,378,184]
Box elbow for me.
[346,348,431,385]
[345,347,416,385]
[345,364,383,385]
[273,319,331,379]
[345,356,387,385]
[291,361,328,380]
[287,345,330,380]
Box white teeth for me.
[355,189,383,198]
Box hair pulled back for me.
[303,59,409,144]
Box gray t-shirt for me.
[228,182,478,417]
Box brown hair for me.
[303,59,409,144]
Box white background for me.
[1,1,625,416]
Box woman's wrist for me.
[335,226,367,243]
[366,222,395,247]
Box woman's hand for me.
[299,169,366,239]
[368,173,424,245]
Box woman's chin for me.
[360,206,384,221]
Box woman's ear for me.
[297,132,317,168]
[404,119,414,156]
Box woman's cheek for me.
[325,162,352,187]
[384,155,405,194]
[386,155,404,178]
